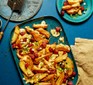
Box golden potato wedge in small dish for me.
[62,0,84,15]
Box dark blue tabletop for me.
[0,0,93,85]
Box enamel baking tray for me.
[10,16,78,85]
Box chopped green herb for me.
[58,67,63,72]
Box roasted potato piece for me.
[56,44,70,52]
[33,21,48,29]
[68,0,83,5]
[19,60,34,77]
[25,26,34,33]
[49,54,58,62]
[38,49,46,57]
[24,73,48,84]
[62,0,84,15]
[31,73,48,83]
[35,53,52,63]
[25,26,44,41]
[35,55,45,64]
[37,39,49,49]
[11,25,20,44]
[32,65,47,73]
[15,33,31,48]
[45,43,56,53]
[29,30,44,41]
[62,5,72,10]
[54,53,67,63]
[67,8,79,14]
[44,52,53,60]
[23,56,33,69]
[33,24,48,29]
[71,2,80,7]
[17,50,27,59]
[34,82,52,85]
[56,72,64,85]
[19,55,34,77]
[36,28,50,38]
[62,2,80,10]
[65,57,74,76]
[79,0,83,3]
[78,9,82,15]
[51,77,56,85]
[43,58,53,68]
[41,74,55,81]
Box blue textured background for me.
[0,0,93,85]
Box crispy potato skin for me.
[56,72,64,85]
[11,25,20,44]
[65,57,74,76]
[33,24,48,29]
[36,28,50,38]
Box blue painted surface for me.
[0,0,93,85]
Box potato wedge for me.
[68,0,83,4]
[25,26,34,33]
[35,55,45,63]
[67,8,79,14]
[33,21,48,29]
[25,26,44,41]
[35,53,52,63]
[71,2,80,7]
[55,53,67,63]
[24,73,48,84]
[45,43,56,53]
[11,25,20,44]
[56,44,70,52]
[19,60,34,77]
[29,73,48,83]
[43,58,53,68]
[38,49,46,57]
[30,30,44,41]
[51,77,56,85]
[36,28,50,38]
[33,24,48,29]
[62,5,72,10]
[32,65,47,73]
[34,82,52,85]
[68,0,79,4]
[56,72,64,85]
[65,57,74,76]
[41,74,55,81]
